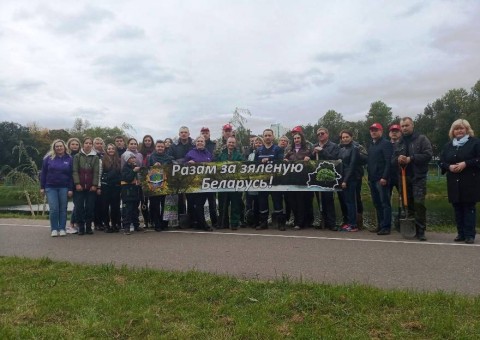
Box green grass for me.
[0,185,25,207]
[1,257,479,338]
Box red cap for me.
[222,123,233,131]
[389,124,401,131]
[200,127,210,132]
[369,123,383,130]
[291,125,303,133]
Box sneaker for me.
[129,225,135,232]
[66,226,78,234]
[377,228,391,235]
[59,229,67,236]
[124,229,131,235]
[293,225,301,230]
[51,230,58,237]
[340,225,358,232]
[341,224,350,231]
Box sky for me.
[0,0,479,139]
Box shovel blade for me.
[400,217,416,239]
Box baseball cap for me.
[389,124,401,131]
[222,123,233,131]
[200,127,210,132]
[369,123,383,130]
[291,125,303,133]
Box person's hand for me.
[314,146,323,153]
[450,162,466,173]
[96,188,101,195]
[187,160,195,164]
[75,184,82,191]
[379,178,387,186]
[261,158,269,163]
[40,189,45,195]
[304,156,310,161]
[341,182,347,189]
[90,185,97,192]
[67,191,73,198]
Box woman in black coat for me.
[439,119,480,244]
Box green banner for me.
[139,160,343,196]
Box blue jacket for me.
[367,137,393,181]
[40,154,74,190]
[255,144,284,162]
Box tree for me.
[317,110,346,143]
[465,80,480,135]
[0,122,35,173]
[365,101,393,130]
[68,118,132,144]
[69,118,91,137]
[424,88,469,155]
[0,141,43,215]
[226,108,252,153]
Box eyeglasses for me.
[317,132,326,136]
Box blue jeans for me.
[369,180,392,230]
[46,187,68,231]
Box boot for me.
[416,227,427,241]
[86,224,93,235]
[271,213,278,229]
[256,213,268,230]
[356,213,364,230]
[78,224,85,236]
[277,214,286,231]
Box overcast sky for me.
[0,0,479,139]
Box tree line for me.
[1,79,479,173]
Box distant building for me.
[270,123,289,138]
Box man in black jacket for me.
[171,126,195,228]
[392,117,432,241]
[312,127,340,230]
[367,123,393,235]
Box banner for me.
[139,160,342,196]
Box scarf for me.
[452,135,469,147]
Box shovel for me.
[399,167,416,238]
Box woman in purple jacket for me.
[185,136,214,231]
[40,139,74,237]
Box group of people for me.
[40,117,479,244]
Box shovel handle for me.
[401,167,408,208]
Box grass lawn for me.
[0,185,26,207]
[1,257,479,338]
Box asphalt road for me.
[1,218,479,295]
